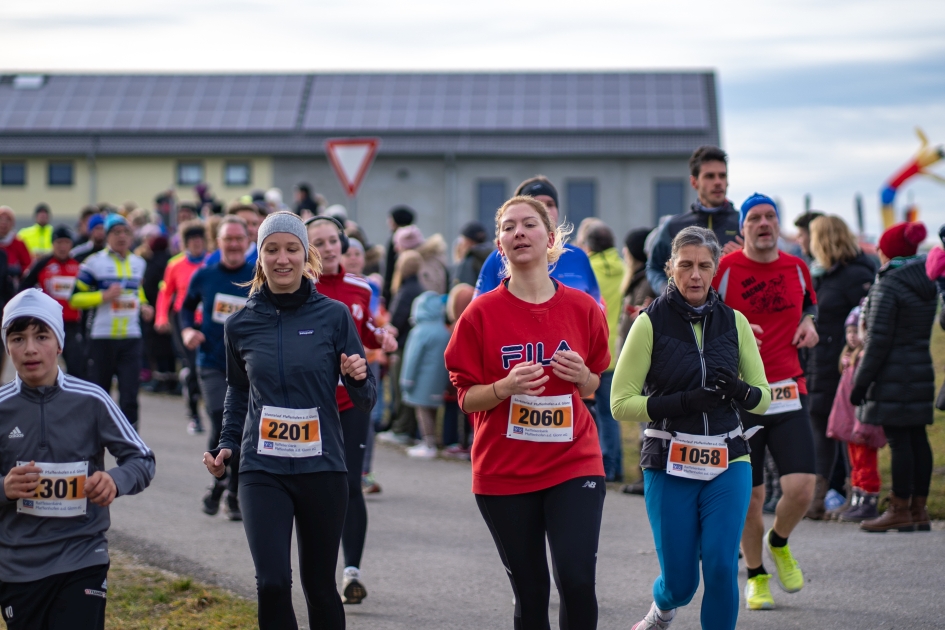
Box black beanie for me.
[517,180,558,208]
[624,228,651,264]
[52,225,74,243]
[182,224,206,244]
[390,206,415,227]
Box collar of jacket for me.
[666,281,719,322]
[690,200,736,215]
[316,266,347,286]
[15,369,64,403]
[248,280,318,315]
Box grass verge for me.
[106,550,257,629]
[619,324,945,519]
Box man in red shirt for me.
[713,193,818,611]
[20,226,84,378]
[0,206,32,282]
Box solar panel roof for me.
[0,72,713,134]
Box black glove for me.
[646,387,725,420]
[682,387,726,413]
[713,367,751,402]
[849,385,867,407]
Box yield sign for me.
[325,138,380,197]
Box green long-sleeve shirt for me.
[611,310,771,461]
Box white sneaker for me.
[631,602,675,630]
[342,566,367,605]
[377,431,413,445]
[406,443,438,459]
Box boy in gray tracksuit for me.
[0,289,155,630]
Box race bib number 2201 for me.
[257,406,322,458]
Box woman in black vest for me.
[612,226,771,630]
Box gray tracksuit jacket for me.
[0,371,155,582]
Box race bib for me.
[506,394,573,442]
[17,461,88,518]
[47,276,76,300]
[110,294,139,317]
[765,379,802,415]
[257,406,322,458]
[666,433,728,481]
[212,293,248,324]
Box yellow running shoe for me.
[744,574,775,610]
[764,528,804,593]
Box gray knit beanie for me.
[257,211,308,250]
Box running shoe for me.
[187,419,204,435]
[225,492,242,522]
[764,529,804,592]
[202,489,221,516]
[744,574,775,610]
[342,567,367,605]
[630,602,675,629]
[361,473,382,495]
[377,430,413,445]
[406,443,438,459]
[440,444,471,460]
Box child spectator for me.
[827,306,885,521]
[400,291,452,459]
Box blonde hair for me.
[810,215,859,268]
[244,242,322,296]
[391,249,422,295]
[494,196,570,278]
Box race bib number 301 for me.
[764,379,802,415]
[507,394,573,442]
[257,406,322,458]
[17,461,88,518]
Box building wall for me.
[0,156,273,222]
[273,155,694,247]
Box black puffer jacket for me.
[854,256,936,427]
[807,252,877,418]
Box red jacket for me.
[0,237,31,279]
[315,266,381,411]
[155,254,204,329]
[445,282,610,495]
[21,256,81,322]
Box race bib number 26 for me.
[17,461,88,518]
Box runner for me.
[202,211,376,630]
[70,215,155,431]
[712,193,819,610]
[70,215,106,264]
[19,226,84,378]
[306,216,397,605]
[17,204,53,258]
[154,220,208,433]
[445,196,610,629]
[611,226,771,630]
[180,216,254,520]
[0,289,155,630]
[473,176,601,303]
[204,202,262,267]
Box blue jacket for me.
[473,244,601,303]
[400,292,452,408]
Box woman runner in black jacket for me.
[203,211,376,630]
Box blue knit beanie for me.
[739,193,779,230]
[104,213,129,234]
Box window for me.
[177,162,204,186]
[47,161,73,187]
[1,162,26,186]
[655,180,685,220]
[478,180,507,227]
[566,180,596,227]
[224,162,251,186]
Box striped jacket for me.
[0,370,155,582]
[69,248,147,339]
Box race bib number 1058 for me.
[17,461,88,518]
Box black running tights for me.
[341,407,370,569]
[240,470,348,630]
[476,476,606,630]
[884,425,933,499]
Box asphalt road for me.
[82,391,945,628]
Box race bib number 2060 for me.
[506,394,574,442]
[17,461,88,518]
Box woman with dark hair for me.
[612,226,770,630]
[804,215,876,519]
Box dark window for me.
[1,162,26,186]
[655,180,685,220]
[224,162,251,186]
[47,162,73,187]
[478,180,507,227]
[566,180,596,226]
[177,162,204,186]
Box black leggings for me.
[240,470,348,630]
[476,476,606,630]
[884,425,933,499]
[341,407,370,569]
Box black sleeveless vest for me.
[640,285,749,469]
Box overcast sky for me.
[2,0,944,238]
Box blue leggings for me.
[643,461,751,630]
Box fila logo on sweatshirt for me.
[500,340,572,370]
[7,427,24,439]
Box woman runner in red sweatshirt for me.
[445,196,610,629]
